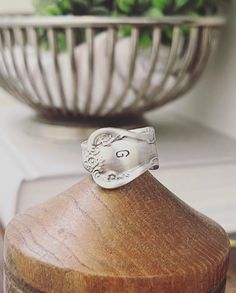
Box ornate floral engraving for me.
[82,127,159,189]
[82,132,125,178]
[93,133,124,147]
[82,147,104,177]
[106,171,130,182]
[150,157,159,170]
[145,127,156,144]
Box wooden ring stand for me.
[4,172,229,292]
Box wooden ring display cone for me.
[4,172,229,292]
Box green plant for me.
[33,0,225,49]
[33,0,223,16]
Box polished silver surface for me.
[81,127,159,189]
[0,15,225,124]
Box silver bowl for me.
[0,15,224,124]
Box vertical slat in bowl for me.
[95,27,117,116]
[0,30,24,101]
[173,27,212,98]
[0,28,37,108]
[156,27,200,103]
[128,27,162,109]
[110,27,139,114]
[15,27,44,104]
[144,27,212,110]
[3,29,28,94]
[30,27,56,111]
[84,27,94,115]
[47,27,68,114]
[148,26,182,102]
[66,27,78,115]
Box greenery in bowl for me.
[33,0,225,49]
[34,0,223,17]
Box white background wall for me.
[170,3,236,139]
[0,0,32,13]
[0,0,236,139]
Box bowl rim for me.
[0,15,226,28]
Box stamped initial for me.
[116,150,130,158]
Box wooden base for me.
[4,172,230,292]
[1,244,235,292]
[226,249,236,291]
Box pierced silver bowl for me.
[0,15,224,123]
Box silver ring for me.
[81,127,159,189]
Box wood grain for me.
[1,242,236,292]
[226,249,236,292]
[4,172,230,292]
[2,243,236,292]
